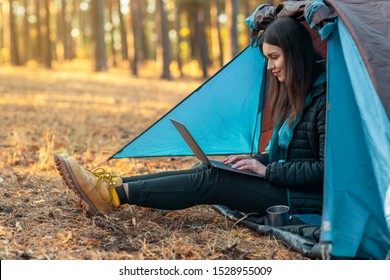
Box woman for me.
[55,17,326,218]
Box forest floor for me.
[0,62,305,260]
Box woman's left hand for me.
[232,158,266,177]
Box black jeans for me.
[121,164,288,215]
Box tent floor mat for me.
[211,205,324,259]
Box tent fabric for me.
[325,0,390,118]
[323,19,390,259]
[110,0,390,259]
[305,0,337,39]
[111,46,265,159]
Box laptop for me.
[170,118,262,177]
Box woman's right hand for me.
[223,154,251,165]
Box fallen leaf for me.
[15,221,23,232]
[33,199,46,207]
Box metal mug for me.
[266,205,290,227]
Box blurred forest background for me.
[0,0,279,79]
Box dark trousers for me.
[120,164,288,215]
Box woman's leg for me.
[121,163,208,183]
[117,166,288,215]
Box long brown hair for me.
[260,17,323,126]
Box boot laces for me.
[85,168,120,203]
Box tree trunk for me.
[22,0,30,64]
[55,1,62,61]
[174,0,183,77]
[130,0,147,66]
[43,0,52,68]
[244,0,251,21]
[129,0,139,75]
[229,0,239,58]
[187,3,197,62]
[61,0,75,60]
[157,0,172,80]
[108,0,117,67]
[35,0,42,63]
[210,0,223,67]
[137,0,147,61]
[60,0,70,60]
[91,0,108,71]
[117,0,128,61]
[197,0,209,78]
[9,0,21,65]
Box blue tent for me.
[111,46,266,158]
[111,0,390,259]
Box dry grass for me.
[0,63,305,260]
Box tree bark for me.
[129,0,139,75]
[210,0,223,67]
[137,0,147,61]
[91,0,107,71]
[22,0,30,63]
[187,3,197,61]
[108,0,117,67]
[197,0,209,78]
[60,0,70,60]
[229,0,239,58]
[43,0,52,68]
[157,0,172,80]
[174,0,183,77]
[243,0,250,21]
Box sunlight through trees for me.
[0,0,276,78]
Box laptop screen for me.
[170,119,212,166]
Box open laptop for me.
[170,118,262,177]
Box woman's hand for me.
[223,155,266,177]
[223,154,251,164]
[232,158,267,177]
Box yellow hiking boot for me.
[54,154,122,215]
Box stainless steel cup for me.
[266,205,290,227]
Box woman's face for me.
[262,43,286,82]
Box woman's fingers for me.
[231,159,250,169]
[223,154,250,164]
[232,159,266,176]
[222,155,235,163]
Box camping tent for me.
[111,0,390,259]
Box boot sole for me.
[54,154,99,216]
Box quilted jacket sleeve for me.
[265,94,326,191]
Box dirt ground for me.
[0,63,305,260]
